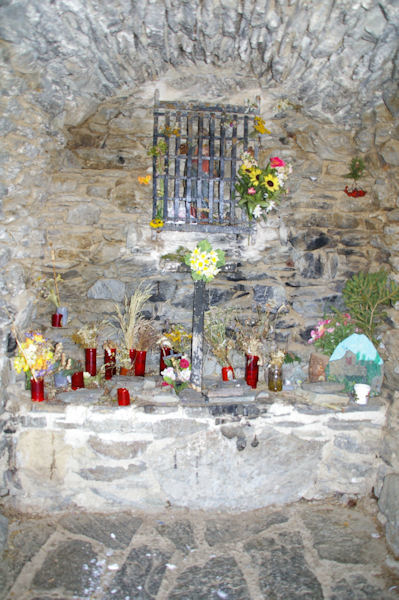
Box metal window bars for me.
[152,93,260,233]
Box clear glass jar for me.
[268,364,283,392]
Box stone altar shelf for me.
[3,377,388,514]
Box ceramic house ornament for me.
[326,333,383,395]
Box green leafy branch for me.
[343,157,366,182]
[342,270,399,344]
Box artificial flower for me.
[249,168,262,187]
[161,355,191,393]
[262,174,279,191]
[235,153,291,221]
[308,312,358,356]
[13,331,56,379]
[253,116,271,135]
[150,218,164,229]
[270,156,286,168]
[184,239,225,283]
[138,175,151,185]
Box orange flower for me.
[138,175,151,185]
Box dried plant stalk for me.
[114,283,153,350]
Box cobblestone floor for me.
[1,497,398,600]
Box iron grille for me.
[152,95,260,233]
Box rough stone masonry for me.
[0,0,399,561]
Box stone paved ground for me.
[0,497,398,600]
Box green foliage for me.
[343,157,365,182]
[284,351,301,364]
[160,246,188,263]
[312,312,358,356]
[342,270,399,344]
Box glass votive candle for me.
[71,371,84,390]
[52,313,63,327]
[117,388,130,406]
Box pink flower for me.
[270,156,286,168]
[248,187,256,195]
[180,358,190,369]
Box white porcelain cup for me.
[354,383,371,405]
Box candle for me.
[117,388,130,406]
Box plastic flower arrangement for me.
[308,312,358,356]
[161,355,191,393]
[184,239,225,282]
[235,151,292,221]
[13,331,56,380]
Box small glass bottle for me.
[268,364,283,392]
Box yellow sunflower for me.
[249,167,262,187]
[150,218,164,229]
[262,174,279,192]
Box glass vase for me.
[245,354,259,389]
[268,364,283,392]
[160,346,171,374]
[31,377,45,402]
[85,348,97,376]
[104,348,116,380]
[56,306,68,326]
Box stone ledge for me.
[2,381,389,514]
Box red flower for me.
[180,358,190,369]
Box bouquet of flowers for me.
[308,312,357,356]
[184,239,225,282]
[158,324,192,355]
[161,355,191,393]
[235,152,292,221]
[13,331,56,380]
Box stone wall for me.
[3,379,388,514]
[0,0,399,549]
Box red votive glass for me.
[71,371,84,390]
[245,354,259,389]
[52,313,62,327]
[31,378,45,402]
[134,350,146,377]
[222,366,235,381]
[117,388,130,406]
[85,348,97,376]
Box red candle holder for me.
[31,378,45,402]
[51,313,62,327]
[245,354,259,389]
[71,371,84,390]
[104,348,116,380]
[160,346,171,373]
[134,350,146,376]
[117,388,130,406]
[85,348,97,376]
[222,365,235,381]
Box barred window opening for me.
[152,96,260,233]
